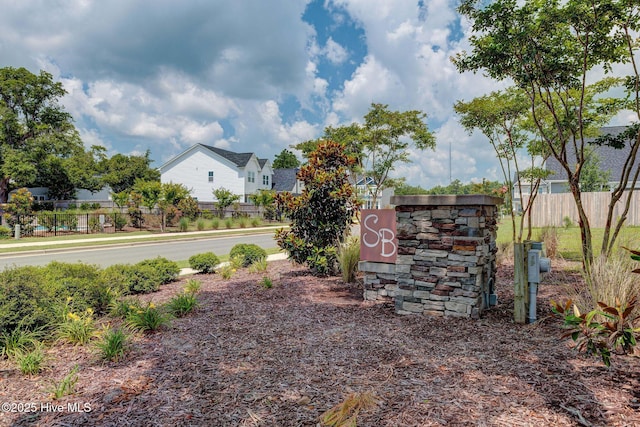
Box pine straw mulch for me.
[1,259,639,427]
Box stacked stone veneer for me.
[361,195,502,319]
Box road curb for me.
[179,252,289,276]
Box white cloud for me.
[324,37,349,64]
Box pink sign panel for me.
[360,209,397,263]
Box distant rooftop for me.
[545,126,639,181]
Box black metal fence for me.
[8,212,134,238]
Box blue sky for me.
[0,0,635,189]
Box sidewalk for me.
[0,226,284,250]
[178,252,289,276]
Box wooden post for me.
[513,242,529,323]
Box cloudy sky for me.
[0,0,634,189]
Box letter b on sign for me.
[360,209,397,263]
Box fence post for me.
[54,213,58,237]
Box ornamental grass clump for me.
[57,300,96,346]
[320,391,379,427]
[14,344,45,375]
[338,235,360,283]
[95,326,129,362]
[552,247,640,366]
[0,324,41,359]
[126,302,170,333]
[167,292,199,317]
[49,365,79,399]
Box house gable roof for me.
[545,126,639,181]
[258,158,268,169]
[201,145,254,168]
[272,168,299,192]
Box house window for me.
[208,171,214,182]
[248,171,255,183]
[263,175,269,186]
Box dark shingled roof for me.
[258,158,268,169]
[201,144,253,167]
[545,126,639,180]
[272,168,299,192]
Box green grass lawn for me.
[497,218,640,261]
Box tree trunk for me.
[0,177,9,203]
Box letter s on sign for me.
[362,214,380,248]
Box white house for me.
[159,144,273,202]
[356,176,394,209]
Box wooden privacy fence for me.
[522,191,640,228]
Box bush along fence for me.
[3,212,138,238]
[359,195,502,319]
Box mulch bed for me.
[1,259,639,426]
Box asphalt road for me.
[0,233,279,269]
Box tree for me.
[298,104,436,208]
[394,183,429,195]
[212,187,240,217]
[0,67,87,202]
[455,0,637,270]
[133,180,191,231]
[579,147,611,192]
[454,87,549,243]
[272,149,300,169]
[36,144,105,200]
[248,189,276,219]
[275,140,359,276]
[99,150,160,194]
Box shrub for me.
[101,264,163,294]
[177,196,200,220]
[196,218,206,231]
[0,225,11,239]
[224,218,233,229]
[95,326,129,362]
[251,218,261,227]
[0,266,55,334]
[126,302,170,332]
[275,141,358,276]
[551,296,640,367]
[167,293,199,317]
[88,215,102,233]
[188,252,220,274]
[562,216,574,229]
[230,244,267,267]
[338,236,360,283]
[136,257,180,285]
[178,217,189,232]
[111,212,127,231]
[211,218,220,230]
[238,217,248,228]
[44,262,106,313]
